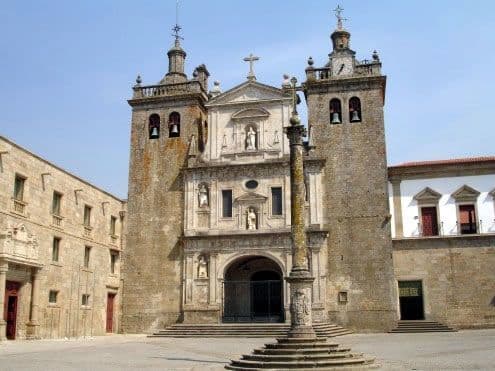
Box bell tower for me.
[123,18,209,332]
[304,7,397,331]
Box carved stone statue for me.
[246,127,257,150]
[247,208,257,230]
[198,255,208,278]
[198,184,209,207]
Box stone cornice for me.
[388,160,495,180]
[128,92,207,109]
[393,234,495,250]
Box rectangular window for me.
[14,175,25,201]
[84,246,91,268]
[222,190,233,218]
[420,206,438,236]
[52,237,60,262]
[52,191,62,215]
[82,294,90,306]
[110,251,118,274]
[110,216,117,236]
[459,204,477,234]
[271,187,283,215]
[83,205,92,227]
[49,290,58,304]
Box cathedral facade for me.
[122,20,399,333]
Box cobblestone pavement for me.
[0,330,494,370]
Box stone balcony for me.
[0,222,42,267]
[305,59,382,82]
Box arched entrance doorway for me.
[223,256,284,323]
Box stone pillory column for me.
[285,77,316,339]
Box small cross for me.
[334,5,347,29]
[243,53,260,81]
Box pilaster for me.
[0,261,8,341]
[391,179,404,238]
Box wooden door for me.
[421,207,438,236]
[106,293,115,333]
[5,281,20,340]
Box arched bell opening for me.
[223,256,284,323]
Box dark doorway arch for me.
[223,256,284,323]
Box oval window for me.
[245,180,259,190]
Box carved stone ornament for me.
[198,184,209,208]
[2,222,38,247]
[290,287,312,326]
[198,255,208,278]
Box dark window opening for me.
[459,204,477,234]
[222,190,233,218]
[169,112,180,138]
[52,237,60,262]
[14,175,25,201]
[110,251,118,274]
[330,98,342,124]
[349,96,362,122]
[110,216,117,236]
[149,114,160,139]
[271,187,283,216]
[49,290,58,304]
[245,180,258,190]
[84,246,91,268]
[52,191,62,215]
[83,205,92,227]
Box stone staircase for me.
[225,337,377,370]
[389,320,457,333]
[150,322,352,338]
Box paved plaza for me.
[0,330,494,370]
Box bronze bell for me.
[171,123,179,134]
[331,112,341,124]
[150,126,159,138]
[351,110,360,122]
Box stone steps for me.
[150,322,353,338]
[389,320,457,333]
[225,337,377,370]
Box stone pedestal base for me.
[0,320,6,341]
[286,270,316,339]
[183,307,220,324]
[26,321,40,340]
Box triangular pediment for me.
[232,107,270,120]
[207,81,286,106]
[234,192,268,203]
[413,187,442,202]
[452,185,480,201]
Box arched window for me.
[349,97,362,123]
[330,99,342,124]
[169,112,180,138]
[149,114,160,139]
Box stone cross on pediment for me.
[243,53,260,81]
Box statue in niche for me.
[273,130,280,144]
[198,255,208,278]
[246,127,257,150]
[222,133,228,148]
[247,208,257,230]
[198,184,209,207]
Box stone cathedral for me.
[122,17,399,333]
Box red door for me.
[106,293,115,333]
[421,207,439,236]
[5,281,20,340]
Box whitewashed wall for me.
[389,174,495,238]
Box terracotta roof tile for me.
[390,156,495,168]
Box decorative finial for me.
[372,50,380,61]
[135,74,142,86]
[333,5,347,30]
[307,56,314,66]
[172,0,184,44]
[289,77,301,126]
[282,74,291,88]
[209,80,222,97]
[243,53,260,81]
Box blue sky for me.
[1,1,494,198]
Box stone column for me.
[0,261,8,341]
[26,267,41,339]
[284,77,315,339]
[391,179,404,238]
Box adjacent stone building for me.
[0,136,126,340]
[1,13,494,341]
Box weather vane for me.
[334,5,347,29]
[172,0,183,42]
